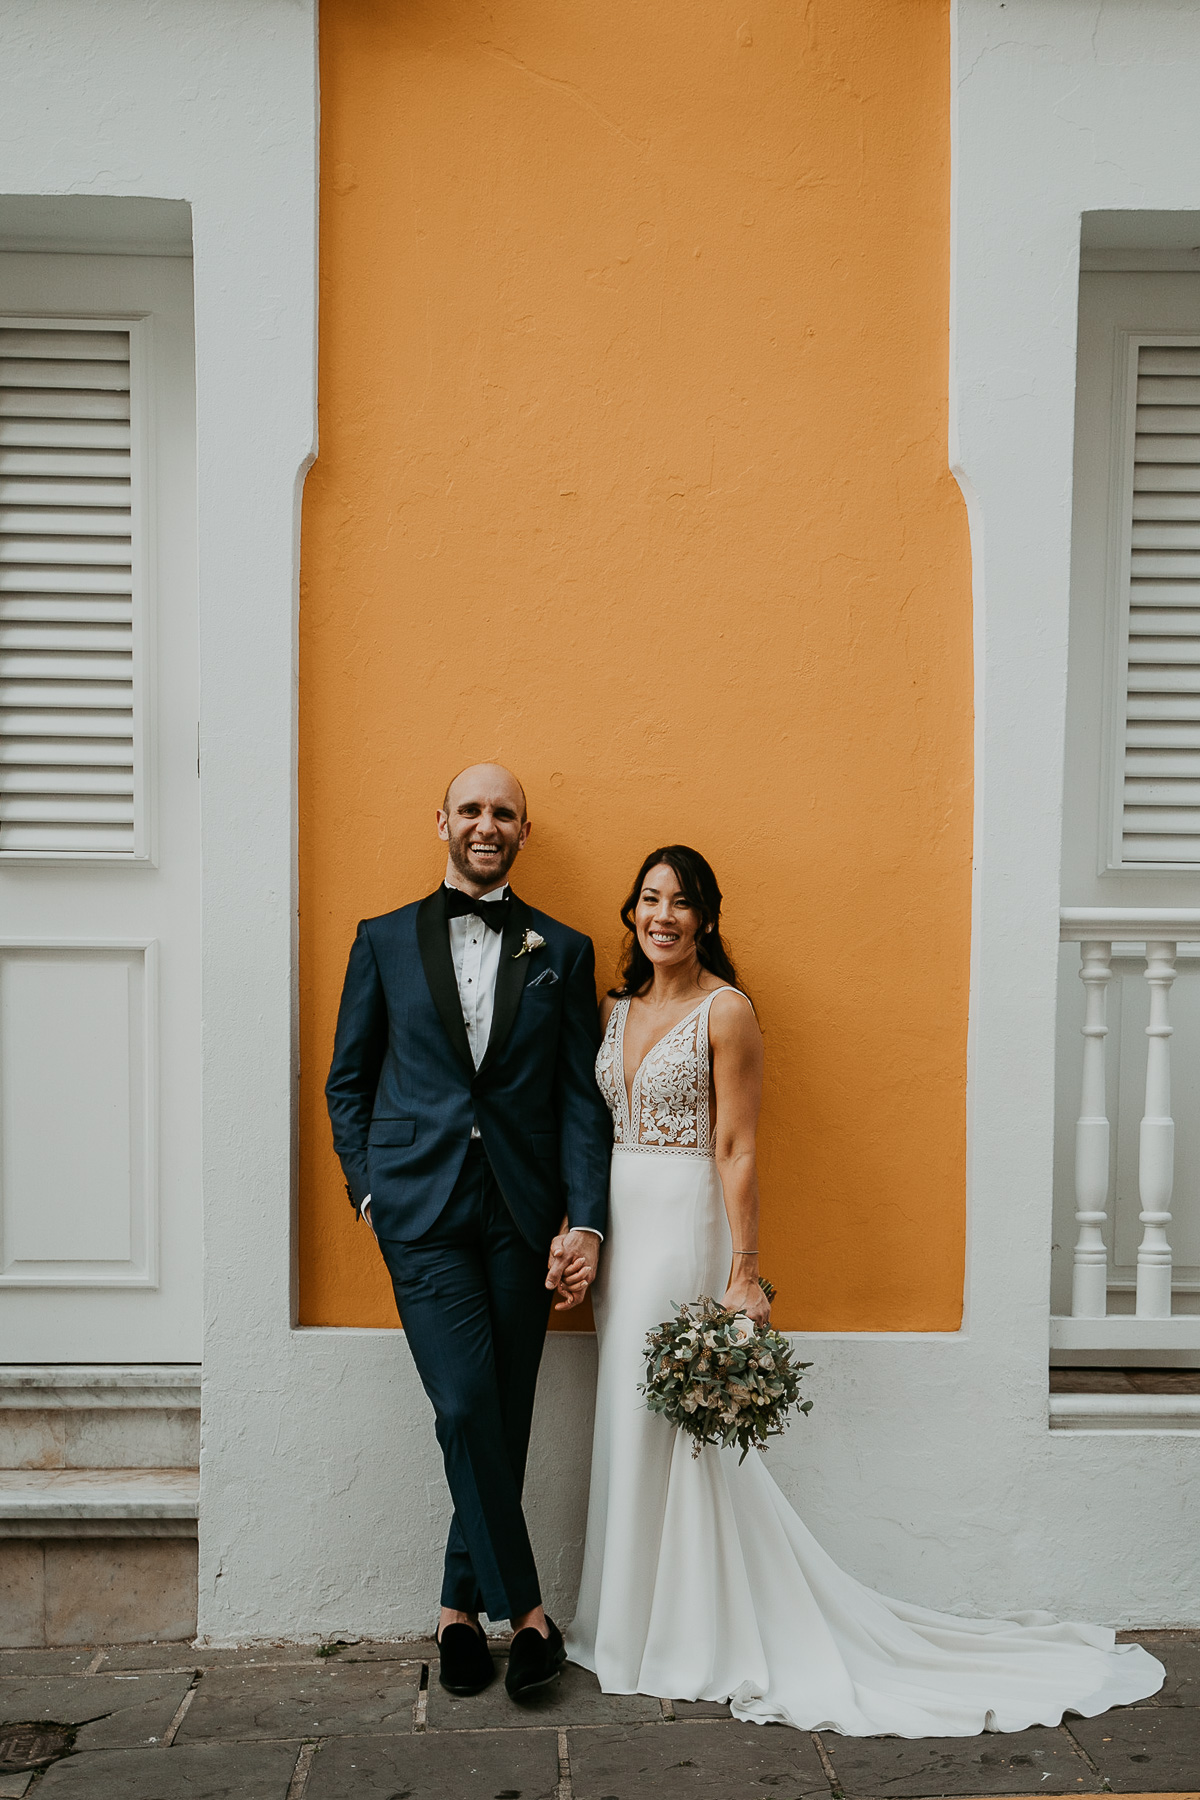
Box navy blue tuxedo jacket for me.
[325,887,612,1250]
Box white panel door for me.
[0,253,199,1360]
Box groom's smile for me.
[438,762,532,898]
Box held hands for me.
[722,1257,770,1326]
[546,1228,600,1311]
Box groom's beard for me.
[447,832,520,889]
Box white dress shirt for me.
[362,881,600,1239]
[448,880,508,1083]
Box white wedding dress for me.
[564,989,1164,1736]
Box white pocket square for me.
[528,967,558,988]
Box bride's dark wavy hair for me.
[610,845,742,999]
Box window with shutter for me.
[0,317,144,858]
[1117,337,1200,867]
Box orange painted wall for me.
[299,0,973,1331]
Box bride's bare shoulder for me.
[599,992,620,1031]
[706,984,759,1041]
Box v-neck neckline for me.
[617,995,713,1125]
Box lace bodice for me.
[596,990,745,1156]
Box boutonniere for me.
[514,929,545,960]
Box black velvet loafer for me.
[504,1616,566,1701]
[437,1620,495,1695]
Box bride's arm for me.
[710,991,769,1325]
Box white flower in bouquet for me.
[639,1284,812,1463]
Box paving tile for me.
[0,1651,96,1678]
[428,1656,661,1729]
[820,1724,1093,1796]
[99,1640,426,1671]
[1070,1708,1200,1790]
[176,1661,419,1741]
[305,1728,560,1798]
[0,1773,32,1799]
[0,1673,192,1750]
[35,1741,300,1797]
[1119,1631,1200,1707]
[190,1645,325,1668]
[98,1636,451,1668]
[97,1645,201,1673]
[99,1644,326,1672]
[569,1720,829,1800]
[339,1637,439,1663]
[671,1698,733,1719]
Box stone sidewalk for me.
[0,1630,1196,1798]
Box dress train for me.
[564,993,1163,1736]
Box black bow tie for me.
[444,887,511,932]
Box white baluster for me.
[1136,939,1178,1319]
[1071,940,1112,1318]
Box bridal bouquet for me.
[640,1284,811,1463]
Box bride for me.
[560,843,1163,1736]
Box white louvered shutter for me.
[1120,340,1200,865]
[0,321,139,856]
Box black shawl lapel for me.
[479,892,532,1076]
[416,888,475,1076]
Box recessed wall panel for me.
[0,941,155,1285]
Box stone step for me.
[0,1372,201,1648]
[0,1467,198,1537]
[1049,1391,1200,1430]
[0,1366,200,1472]
[0,1468,199,1649]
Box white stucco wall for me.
[0,0,329,1638]
[3,0,1200,1646]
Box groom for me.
[325,764,612,1700]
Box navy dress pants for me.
[383,1140,553,1620]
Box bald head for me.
[443,762,527,822]
[438,763,531,895]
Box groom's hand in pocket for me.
[546,1227,599,1311]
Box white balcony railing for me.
[1053,909,1200,1354]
